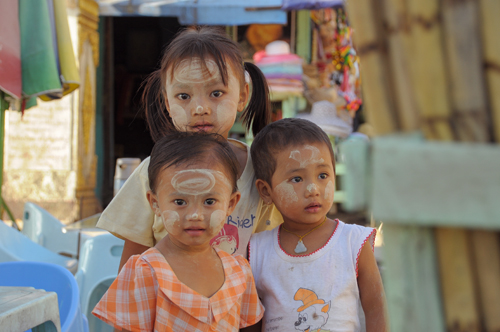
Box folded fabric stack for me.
[253,41,304,95]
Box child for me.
[248,118,387,332]
[96,27,282,269]
[93,132,264,331]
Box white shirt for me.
[249,220,376,332]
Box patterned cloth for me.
[93,247,263,332]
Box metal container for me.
[113,158,141,196]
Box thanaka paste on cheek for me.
[289,145,325,168]
[161,210,180,234]
[275,180,299,207]
[169,104,188,129]
[325,180,334,202]
[210,210,226,234]
[216,99,238,126]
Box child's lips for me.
[305,202,321,213]
[184,227,206,236]
[191,122,214,132]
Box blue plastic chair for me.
[0,221,78,274]
[22,202,79,258]
[76,232,124,332]
[0,261,89,332]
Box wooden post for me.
[479,0,500,142]
[436,228,480,332]
[442,0,490,143]
[76,0,101,219]
[381,0,420,132]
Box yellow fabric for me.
[38,0,79,101]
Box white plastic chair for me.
[22,202,79,258]
[75,232,124,332]
[0,220,78,274]
[0,261,89,332]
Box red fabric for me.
[0,0,22,99]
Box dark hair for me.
[148,132,239,193]
[250,118,336,185]
[142,26,271,142]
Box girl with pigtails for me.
[96,26,283,271]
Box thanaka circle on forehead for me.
[171,169,232,195]
[171,58,218,84]
[289,145,325,168]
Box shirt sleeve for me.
[92,255,157,332]
[253,200,283,234]
[96,157,156,247]
[235,255,264,328]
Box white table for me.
[0,286,61,332]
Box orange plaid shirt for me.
[92,247,264,332]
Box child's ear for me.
[147,190,161,216]
[226,191,242,216]
[237,83,250,113]
[255,179,273,205]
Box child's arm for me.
[240,319,262,332]
[357,241,389,332]
[119,240,149,272]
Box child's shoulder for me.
[336,220,376,250]
[337,220,375,236]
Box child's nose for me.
[186,206,204,221]
[191,96,211,116]
[305,183,320,197]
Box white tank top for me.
[249,220,375,332]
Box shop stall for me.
[342,0,500,330]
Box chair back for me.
[0,261,88,332]
[0,221,78,274]
[75,232,123,332]
[22,202,79,258]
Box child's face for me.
[165,57,249,138]
[147,162,240,250]
[261,142,335,226]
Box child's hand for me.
[357,241,389,332]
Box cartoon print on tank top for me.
[210,223,239,254]
[294,288,332,332]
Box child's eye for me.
[291,176,302,183]
[205,198,217,205]
[174,199,186,206]
[176,93,190,100]
[210,90,223,98]
[319,173,328,180]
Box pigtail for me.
[242,62,272,136]
[141,70,176,142]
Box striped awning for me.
[96,0,287,25]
